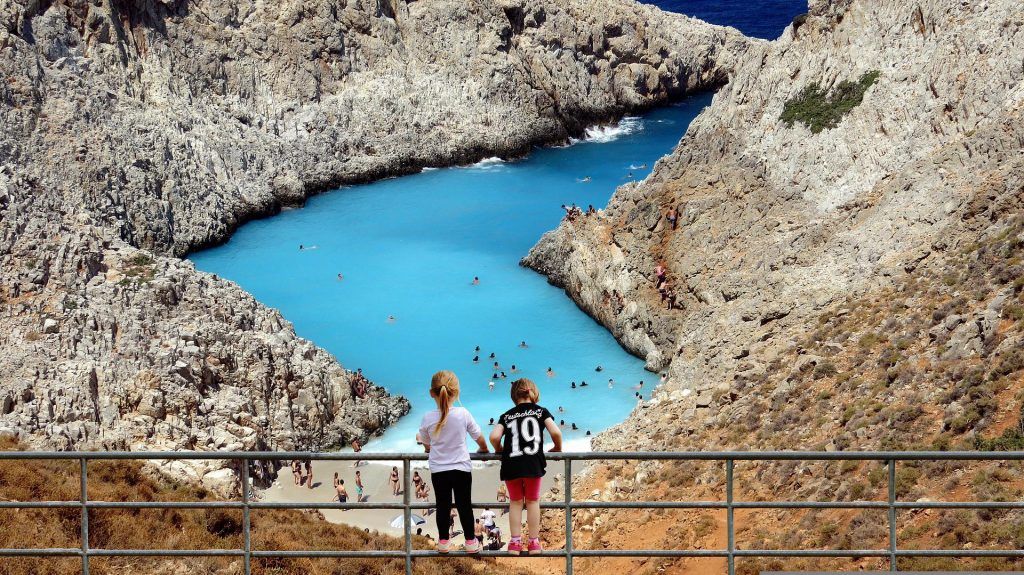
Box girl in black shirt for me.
[489,378,563,555]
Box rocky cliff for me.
[0,0,751,482]
[526,0,1024,571]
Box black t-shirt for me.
[498,403,554,480]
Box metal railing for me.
[1,451,1023,575]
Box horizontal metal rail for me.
[1,451,1023,575]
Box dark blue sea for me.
[642,0,807,40]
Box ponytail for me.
[430,370,461,435]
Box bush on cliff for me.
[781,71,881,133]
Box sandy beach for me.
[258,455,562,544]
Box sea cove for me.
[190,97,711,451]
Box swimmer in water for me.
[559,420,565,427]
[586,430,591,436]
[608,378,614,388]
[489,380,495,390]
[571,382,576,389]
[489,418,495,425]
[580,380,588,387]
[387,315,396,323]
[500,371,507,379]
[473,355,479,363]
[337,273,344,280]
[492,373,499,379]
[558,406,564,413]
[510,364,519,373]
[489,352,496,359]
[472,276,480,285]
[299,244,304,250]
[632,381,644,390]
[571,423,578,431]
[546,367,555,377]
[493,361,499,370]
[519,341,528,348]
[595,365,603,372]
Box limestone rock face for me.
[0,0,751,477]
[524,0,1024,442]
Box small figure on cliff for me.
[666,206,679,230]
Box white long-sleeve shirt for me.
[418,407,482,473]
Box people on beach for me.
[389,466,401,497]
[304,460,314,489]
[291,460,302,485]
[587,204,596,215]
[335,479,348,506]
[351,439,364,467]
[480,507,497,532]
[474,519,485,541]
[490,378,562,555]
[417,370,488,554]
[416,479,430,503]
[355,470,364,502]
[413,470,423,490]
[496,482,509,504]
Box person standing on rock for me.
[666,205,679,230]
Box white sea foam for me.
[581,116,643,143]
[468,156,506,169]
[559,436,593,453]
[421,167,439,172]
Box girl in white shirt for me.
[418,370,488,553]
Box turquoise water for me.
[190,94,711,451]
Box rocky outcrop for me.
[0,0,752,478]
[526,0,1024,406]
[527,1,1024,570]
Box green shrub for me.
[780,71,881,133]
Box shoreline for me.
[260,457,563,542]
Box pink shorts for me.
[505,477,542,502]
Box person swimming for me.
[472,276,480,285]
[299,244,304,250]
[489,418,495,425]
[473,356,479,363]
[488,380,495,390]
[571,423,578,430]
[558,406,564,413]
[492,373,499,379]
[489,352,496,359]
[580,380,588,387]
[595,365,603,372]
[571,382,576,389]
[559,419,565,426]
[586,430,591,436]
[546,367,555,377]
[499,371,507,379]
[493,361,500,369]
[475,346,480,352]
[631,381,644,390]
[577,176,591,183]
[387,315,396,322]
[337,273,344,280]
[519,341,528,348]
[510,364,518,373]
[608,378,614,388]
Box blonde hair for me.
[430,370,460,434]
[510,378,540,403]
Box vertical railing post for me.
[242,458,252,575]
[80,457,89,575]
[726,459,735,575]
[888,459,897,572]
[564,458,573,575]
[403,458,412,575]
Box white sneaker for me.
[437,539,450,553]
[463,539,481,554]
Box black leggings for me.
[431,470,475,541]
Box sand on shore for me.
[258,457,559,544]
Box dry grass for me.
[0,439,529,575]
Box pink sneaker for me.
[436,539,450,553]
[463,538,481,554]
[507,539,523,555]
[527,538,543,555]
